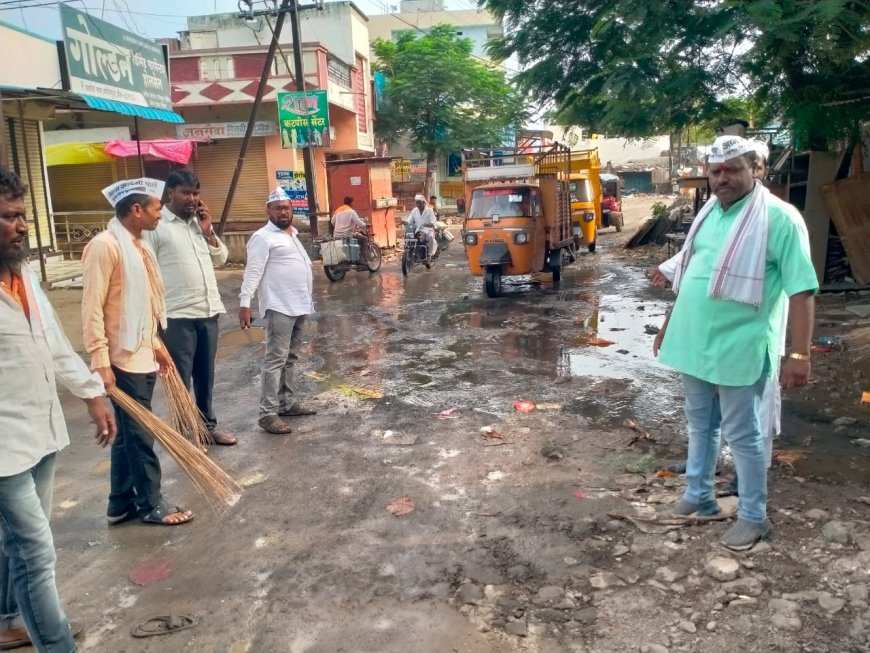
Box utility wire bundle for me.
[108,386,241,510]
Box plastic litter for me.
[386,496,415,517]
[513,400,536,413]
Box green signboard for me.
[60,4,172,111]
[277,91,330,148]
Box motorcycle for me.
[401,224,435,276]
[318,231,382,282]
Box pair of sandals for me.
[108,501,194,527]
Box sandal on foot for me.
[131,614,198,638]
[140,504,194,526]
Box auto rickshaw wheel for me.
[484,268,502,298]
[324,265,346,282]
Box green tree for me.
[484,0,870,149]
[373,25,525,193]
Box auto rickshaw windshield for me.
[569,179,592,203]
[469,188,530,219]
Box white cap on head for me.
[101,178,165,208]
[707,135,757,164]
[267,186,291,204]
[414,194,426,202]
[749,139,769,161]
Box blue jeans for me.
[0,454,74,652]
[681,368,768,524]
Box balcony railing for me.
[53,211,114,260]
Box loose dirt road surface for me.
[45,196,870,652]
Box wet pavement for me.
[43,207,870,652]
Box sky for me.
[0,0,482,41]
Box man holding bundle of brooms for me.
[0,165,116,652]
[82,178,194,527]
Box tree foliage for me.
[484,0,870,148]
[372,25,525,165]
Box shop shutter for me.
[48,161,119,212]
[3,119,54,249]
[190,138,268,230]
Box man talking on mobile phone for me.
[144,169,237,446]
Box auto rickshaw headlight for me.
[583,212,595,222]
[464,233,478,245]
[513,231,529,244]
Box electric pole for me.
[288,0,320,238]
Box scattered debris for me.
[304,371,328,382]
[772,449,806,470]
[853,439,870,448]
[541,441,567,461]
[513,400,536,414]
[644,324,660,335]
[624,419,657,446]
[608,511,732,535]
[480,426,505,440]
[574,490,586,500]
[655,470,677,479]
[337,384,383,400]
[382,431,419,446]
[580,335,615,347]
[238,472,267,488]
[536,402,563,411]
[386,496,415,517]
[435,407,460,419]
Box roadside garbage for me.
[435,408,461,419]
[624,419,656,445]
[513,400,536,413]
[541,441,567,461]
[386,496,415,517]
[644,324,660,335]
[812,335,845,353]
[304,371,329,382]
[238,471,268,488]
[480,426,505,440]
[655,469,677,479]
[337,384,383,400]
[536,402,563,411]
[773,449,807,470]
[574,490,586,500]
[580,334,615,347]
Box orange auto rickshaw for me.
[461,143,575,298]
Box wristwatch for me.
[788,352,811,362]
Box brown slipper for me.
[258,414,293,435]
[208,429,238,446]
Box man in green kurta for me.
[653,135,818,551]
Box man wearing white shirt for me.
[145,170,236,446]
[239,188,316,435]
[0,166,116,652]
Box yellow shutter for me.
[190,138,268,231]
[2,118,53,249]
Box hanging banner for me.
[277,91,330,148]
[276,170,308,216]
[60,4,172,111]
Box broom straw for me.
[161,363,212,448]
[108,386,241,511]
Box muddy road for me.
[47,200,870,652]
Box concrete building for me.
[367,1,504,206]
[368,1,503,60]
[145,1,375,233]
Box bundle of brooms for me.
[161,365,212,448]
[108,385,241,510]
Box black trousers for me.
[108,368,161,515]
[163,316,219,431]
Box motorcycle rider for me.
[408,194,437,264]
[331,196,369,261]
